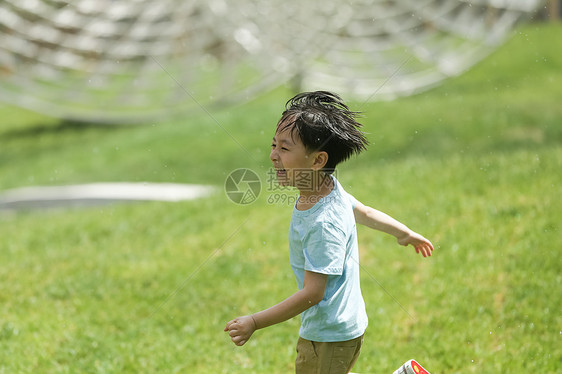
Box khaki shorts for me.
[295,334,364,374]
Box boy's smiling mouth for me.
[275,168,287,178]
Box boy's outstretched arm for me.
[224,270,328,346]
[353,200,434,257]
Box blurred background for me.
[0,0,556,123]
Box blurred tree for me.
[548,0,561,20]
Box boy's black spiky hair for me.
[277,91,369,173]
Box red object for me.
[411,360,430,374]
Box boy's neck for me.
[296,172,334,211]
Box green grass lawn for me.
[1,23,561,373]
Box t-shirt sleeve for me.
[303,222,347,275]
[346,191,359,209]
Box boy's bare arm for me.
[353,200,434,257]
[224,270,328,346]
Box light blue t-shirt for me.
[288,176,368,342]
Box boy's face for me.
[270,124,316,189]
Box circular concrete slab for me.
[0,182,215,211]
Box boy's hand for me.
[397,231,434,257]
[224,315,257,346]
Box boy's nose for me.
[270,149,277,162]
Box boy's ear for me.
[311,151,329,170]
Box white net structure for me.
[0,0,545,124]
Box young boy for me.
[225,91,434,374]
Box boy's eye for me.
[271,143,288,151]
